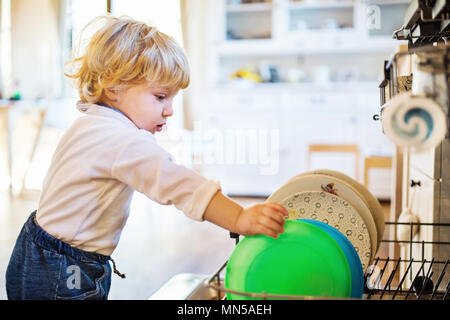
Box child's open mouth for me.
[156,123,165,132]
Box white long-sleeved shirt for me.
[36,101,221,256]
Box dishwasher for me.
[149,222,449,300]
[150,1,450,301]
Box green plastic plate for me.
[225,220,352,300]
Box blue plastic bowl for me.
[300,219,364,298]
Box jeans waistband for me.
[24,211,111,264]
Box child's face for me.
[113,83,178,134]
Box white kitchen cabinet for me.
[199,83,391,196]
[199,0,408,196]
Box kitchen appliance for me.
[150,220,449,300]
[150,1,450,300]
[377,0,450,298]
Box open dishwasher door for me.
[149,273,220,300]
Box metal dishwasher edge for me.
[148,273,218,300]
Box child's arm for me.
[110,134,287,235]
[203,191,288,239]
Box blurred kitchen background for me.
[0,0,409,299]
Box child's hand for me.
[235,202,289,239]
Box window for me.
[62,0,185,123]
[0,0,11,98]
[62,0,108,98]
[112,0,183,43]
[111,0,185,129]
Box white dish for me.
[267,174,377,264]
[279,191,372,272]
[381,92,447,153]
[290,169,385,252]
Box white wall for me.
[11,0,61,100]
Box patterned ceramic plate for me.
[267,174,377,264]
[285,169,385,252]
[280,191,372,271]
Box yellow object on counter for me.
[230,69,262,83]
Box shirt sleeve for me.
[111,130,221,221]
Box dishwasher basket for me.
[203,221,450,300]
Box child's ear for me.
[104,87,120,102]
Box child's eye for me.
[156,95,166,100]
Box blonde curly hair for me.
[65,15,190,103]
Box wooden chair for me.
[307,144,360,180]
[363,156,392,189]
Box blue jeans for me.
[6,211,112,300]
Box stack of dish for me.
[266,169,385,272]
[225,220,360,300]
[225,170,385,300]
[301,219,364,298]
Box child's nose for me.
[163,103,173,117]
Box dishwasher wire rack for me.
[204,221,450,300]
